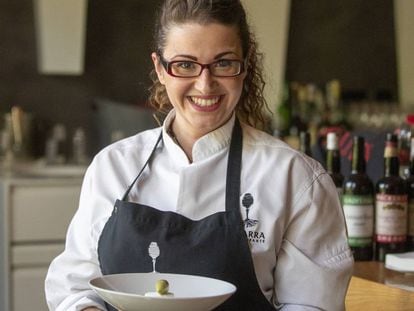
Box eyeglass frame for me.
[157,54,246,78]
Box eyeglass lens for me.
[170,60,241,77]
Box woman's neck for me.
[169,122,201,163]
[168,113,233,162]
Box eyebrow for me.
[170,51,239,61]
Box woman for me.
[45,0,353,310]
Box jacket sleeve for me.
[274,171,354,311]
[45,161,111,311]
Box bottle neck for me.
[410,157,414,175]
[384,142,399,177]
[351,144,366,174]
[384,157,399,177]
[327,150,341,174]
[300,132,311,156]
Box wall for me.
[0,0,161,155]
[1,1,407,158]
[394,0,414,106]
[286,0,398,101]
[242,0,290,115]
[1,0,292,156]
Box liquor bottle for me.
[326,132,343,192]
[299,131,312,157]
[375,133,408,261]
[343,136,374,260]
[405,137,414,251]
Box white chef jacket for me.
[45,110,353,311]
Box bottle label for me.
[375,194,408,243]
[409,198,414,237]
[343,195,373,247]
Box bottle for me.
[45,123,67,165]
[304,83,321,146]
[275,82,292,138]
[375,133,408,262]
[299,131,312,157]
[326,80,345,127]
[318,80,351,145]
[405,137,414,251]
[397,113,414,178]
[72,127,88,165]
[343,136,374,260]
[326,132,343,192]
[284,82,307,150]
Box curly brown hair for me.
[149,0,269,129]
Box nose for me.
[194,67,217,92]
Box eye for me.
[173,61,196,70]
[215,59,233,68]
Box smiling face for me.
[152,22,246,138]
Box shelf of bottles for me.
[275,80,409,149]
[275,80,414,262]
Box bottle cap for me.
[327,132,338,150]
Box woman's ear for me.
[151,52,166,85]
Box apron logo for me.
[242,193,259,228]
[247,230,266,243]
[242,193,266,244]
[148,242,160,273]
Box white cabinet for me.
[0,176,82,311]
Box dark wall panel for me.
[286,0,398,101]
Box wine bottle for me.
[405,137,414,251]
[375,133,408,262]
[299,131,312,157]
[326,132,343,192]
[343,136,374,260]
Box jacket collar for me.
[162,109,235,164]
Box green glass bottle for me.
[343,136,374,260]
[375,133,408,262]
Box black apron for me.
[98,120,276,310]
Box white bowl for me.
[89,272,237,311]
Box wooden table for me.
[345,261,414,310]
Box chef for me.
[45,0,353,310]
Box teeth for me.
[190,96,220,106]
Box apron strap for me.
[121,129,163,201]
[121,118,243,207]
[225,118,243,212]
